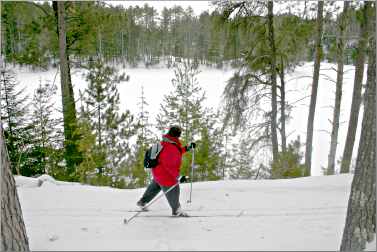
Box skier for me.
[136,126,196,217]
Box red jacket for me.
[152,134,187,187]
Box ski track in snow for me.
[15,174,363,251]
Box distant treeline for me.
[1,2,361,69]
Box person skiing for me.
[137,125,196,217]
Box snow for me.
[15,174,81,188]
[14,62,364,175]
[366,235,377,251]
[16,174,363,250]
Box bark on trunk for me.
[278,57,287,153]
[267,1,279,162]
[340,17,376,251]
[1,125,30,251]
[327,1,350,175]
[340,2,370,174]
[305,1,323,176]
[54,1,81,178]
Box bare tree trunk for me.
[54,1,81,179]
[340,2,370,174]
[340,17,375,250]
[267,1,279,162]
[327,1,350,175]
[1,124,30,251]
[305,1,323,176]
[278,56,287,153]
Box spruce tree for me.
[0,68,33,176]
[228,139,255,180]
[156,60,223,181]
[80,58,136,187]
[29,80,62,176]
[127,86,156,188]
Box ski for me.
[124,209,150,213]
[125,214,237,219]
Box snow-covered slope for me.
[16,174,375,251]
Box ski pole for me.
[187,146,195,203]
[124,182,180,225]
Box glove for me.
[177,175,189,183]
[185,142,196,151]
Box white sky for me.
[104,1,347,17]
[105,1,214,15]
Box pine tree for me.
[29,79,62,175]
[127,86,156,188]
[228,139,255,180]
[305,1,324,176]
[0,125,30,251]
[80,57,136,187]
[187,112,223,181]
[156,60,223,180]
[340,9,375,249]
[271,137,306,179]
[0,68,33,176]
[327,1,350,175]
[53,1,82,181]
[340,2,371,173]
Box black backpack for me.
[144,142,163,169]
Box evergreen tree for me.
[80,57,136,187]
[127,86,156,188]
[156,60,223,180]
[29,80,62,176]
[305,1,324,176]
[0,68,33,175]
[228,139,255,180]
[0,125,30,251]
[340,2,372,173]
[53,1,82,181]
[340,10,375,249]
[271,137,306,179]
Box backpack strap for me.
[150,142,163,159]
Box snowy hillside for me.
[14,62,364,176]
[15,174,375,251]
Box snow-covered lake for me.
[14,62,363,176]
[15,174,375,250]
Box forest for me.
[0,1,374,188]
[0,1,375,251]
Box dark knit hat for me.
[167,126,182,138]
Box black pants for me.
[139,180,181,214]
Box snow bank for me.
[15,176,42,188]
[15,175,80,188]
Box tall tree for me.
[156,60,204,144]
[53,1,81,180]
[340,2,371,173]
[0,124,30,251]
[327,1,350,175]
[156,60,223,180]
[0,69,32,175]
[340,11,375,250]
[305,1,324,176]
[80,58,135,186]
[29,80,62,175]
[267,1,279,162]
[127,86,155,188]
